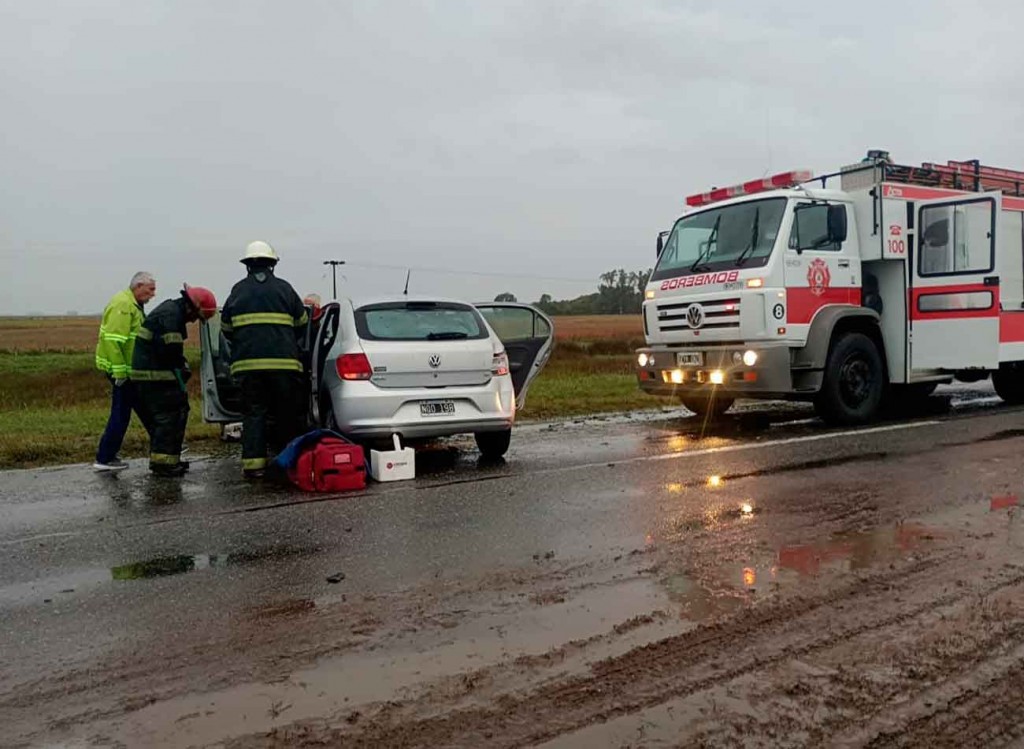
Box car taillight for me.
[336,353,372,380]
[492,351,509,376]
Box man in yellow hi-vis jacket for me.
[93,272,157,471]
[222,241,308,479]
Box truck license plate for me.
[676,352,704,366]
[420,400,456,416]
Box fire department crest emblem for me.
[807,258,831,297]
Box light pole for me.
[323,260,345,299]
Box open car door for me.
[474,303,554,410]
[309,301,342,426]
[200,305,317,424]
[199,311,243,423]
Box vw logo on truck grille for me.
[428,355,442,369]
[686,304,705,329]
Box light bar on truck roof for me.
[685,169,813,208]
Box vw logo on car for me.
[428,355,442,369]
[685,303,704,329]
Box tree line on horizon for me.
[493,268,652,316]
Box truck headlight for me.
[638,353,649,367]
[742,350,758,367]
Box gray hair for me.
[129,271,155,289]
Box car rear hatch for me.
[354,301,495,389]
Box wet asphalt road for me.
[3,382,1023,746]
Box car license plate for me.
[420,400,456,416]
[676,352,704,366]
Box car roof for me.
[339,295,481,310]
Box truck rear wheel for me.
[815,332,884,426]
[993,365,1024,404]
[681,394,734,420]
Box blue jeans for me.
[96,378,139,464]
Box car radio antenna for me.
[403,269,411,296]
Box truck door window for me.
[919,199,995,276]
[790,204,841,252]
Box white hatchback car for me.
[200,297,554,459]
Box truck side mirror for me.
[827,204,848,244]
[656,233,663,258]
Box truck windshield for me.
[652,197,786,281]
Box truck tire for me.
[815,332,884,426]
[993,366,1024,404]
[475,429,511,459]
[681,394,735,420]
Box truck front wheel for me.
[681,394,734,420]
[815,332,884,426]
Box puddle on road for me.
[0,545,320,608]
[0,567,113,607]
[776,523,943,577]
[109,544,317,581]
[86,576,688,748]
[656,523,946,622]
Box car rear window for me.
[354,302,489,341]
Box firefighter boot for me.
[151,463,187,478]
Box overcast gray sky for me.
[2,0,1023,314]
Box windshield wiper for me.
[734,207,761,267]
[426,331,469,340]
[690,215,721,272]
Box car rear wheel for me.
[475,429,511,459]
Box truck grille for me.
[656,297,741,333]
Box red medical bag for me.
[288,437,366,492]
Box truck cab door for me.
[309,302,341,426]
[782,201,862,328]
[910,193,1001,371]
[199,312,243,423]
[474,303,555,410]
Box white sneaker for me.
[93,459,129,472]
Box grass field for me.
[0,315,663,469]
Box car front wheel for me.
[475,429,511,459]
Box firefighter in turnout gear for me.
[221,241,309,479]
[132,285,218,477]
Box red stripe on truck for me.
[1000,312,1024,342]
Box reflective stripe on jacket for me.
[221,267,308,376]
[131,298,189,389]
[95,289,144,378]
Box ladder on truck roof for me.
[881,159,1024,196]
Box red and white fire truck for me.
[636,150,1024,425]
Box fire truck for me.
[636,150,1024,425]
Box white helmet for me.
[242,240,279,264]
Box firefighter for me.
[94,271,157,472]
[221,241,309,479]
[132,284,218,477]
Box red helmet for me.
[183,284,218,320]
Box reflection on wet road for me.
[4,384,1024,747]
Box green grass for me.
[0,403,223,468]
[0,348,670,469]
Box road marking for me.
[574,420,943,472]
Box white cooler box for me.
[369,434,416,482]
